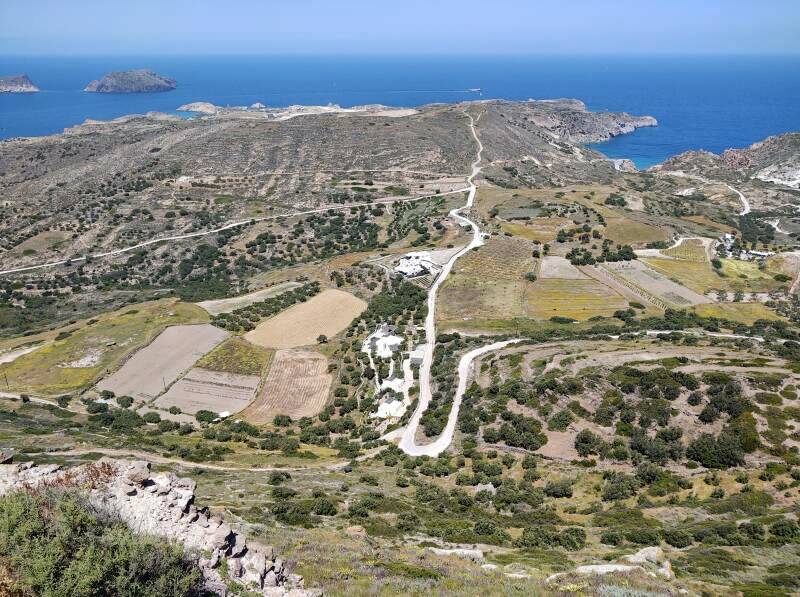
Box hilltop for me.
[84,69,177,93]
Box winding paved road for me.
[399,111,523,457]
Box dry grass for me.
[644,257,784,294]
[241,348,331,422]
[681,215,734,233]
[500,218,571,241]
[245,289,367,349]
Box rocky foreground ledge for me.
[0,458,318,596]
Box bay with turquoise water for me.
[1,55,798,168]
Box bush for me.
[625,528,661,545]
[543,479,573,498]
[116,395,134,409]
[514,525,585,550]
[195,410,217,424]
[274,414,292,427]
[143,412,161,424]
[600,530,623,545]
[0,488,203,596]
[687,433,745,469]
[664,529,693,548]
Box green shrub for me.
[664,529,693,548]
[600,530,623,545]
[0,487,203,596]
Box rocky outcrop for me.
[85,69,176,93]
[523,98,657,144]
[0,74,39,93]
[546,546,674,584]
[0,459,317,597]
[653,132,800,184]
[178,102,220,114]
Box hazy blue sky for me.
[2,0,799,55]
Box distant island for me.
[0,74,39,93]
[84,69,176,93]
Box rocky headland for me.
[0,74,40,93]
[85,69,177,93]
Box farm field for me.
[96,323,229,402]
[196,282,301,315]
[524,278,629,320]
[195,337,273,377]
[538,256,587,279]
[0,300,209,395]
[438,236,534,322]
[603,217,669,245]
[692,302,783,324]
[154,367,260,415]
[643,256,785,294]
[662,238,711,262]
[603,260,711,306]
[241,348,331,423]
[245,289,367,349]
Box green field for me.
[196,337,274,376]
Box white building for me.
[394,251,435,278]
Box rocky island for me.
[0,74,40,93]
[84,69,176,93]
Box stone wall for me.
[0,458,319,597]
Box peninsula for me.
[84,69,176,93]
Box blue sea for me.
[1,55,799,168]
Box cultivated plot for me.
[241,348,331,422]
[245,289,366,348]
[603,260,711,306]
[538,256,588,279]
[525,278,629,321]
[96,324,229,401]
[154,368,259,415]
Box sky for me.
[2,0,799,55]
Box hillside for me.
[1,98,800,596]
